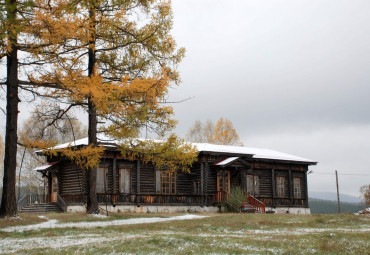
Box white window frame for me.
[156,170,176,194]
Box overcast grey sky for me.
[169,0,370,197]
[0,0,369,198]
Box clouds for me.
[0,0,368,197]
[171,0,370,196]
[172,0,370,131]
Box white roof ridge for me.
[43,136,316,164]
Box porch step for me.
[19,203,63,213]
[241,202,258,213]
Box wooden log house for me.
[32,136,316,214]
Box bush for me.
[227,186,246,212]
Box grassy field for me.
[0,212,369,254]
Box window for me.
[254,175,259,196]
[96,167,108,193]
[119,168,130,193]
[194,181,201,195]
[52,177,58,193]
[246,175,259,196]
[156,170,176,194]
[293,178,301,198]
[276,176,285,198]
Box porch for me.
[214,190,266,213]
[17,193,66,213]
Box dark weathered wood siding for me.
[52,151,310,208]
[140,163,155,194]
[58,161,85,195]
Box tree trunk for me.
[86,99,99,214]
[85,4,99,214]
[0,0,19,218]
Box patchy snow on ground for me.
[1,214,207,233]
[0,233,145,254]
[356,208,370,215]
[0,214,209,253]
[89,213,109,218]
[1,222,369,254]
[197,227,370,237]
[1,214,369,254]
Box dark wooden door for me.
[217,170,230,193]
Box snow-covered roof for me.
[33,161,60,171]
[33,164,52,171]
[214,157,239,166]
[44,134,317,164]
[193,142,316,164]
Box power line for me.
[310,172,370,176]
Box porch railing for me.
[246,194,266,214]
[57,194,67,212]
[29,193,49,204]
[17,193,50,211]
[17,194,29,211]
[214,191,266,213]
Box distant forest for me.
[309,198,363,214]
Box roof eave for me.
[199,151,254,158]
[252,157,317,165]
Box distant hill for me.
[309,191,361,203]
[309,198,363,214]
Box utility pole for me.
[335,170,341,214]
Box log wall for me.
[58,161,85,195]
[53,152,310,208]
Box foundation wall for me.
[67,205,219,214]
[266,207,311,214]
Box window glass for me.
[52,178,58,193]
[254,175,260,196]
[246,175,259,196]
[171,173,176,194]
[119,168,130,193]
[246,175,254,195]
[156,170,176,194]
[194,181,201,194]
[277,176,285,197]
[156,170,161,194]
[293,177,301,198]
[96,167,107,193]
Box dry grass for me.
[0,213,46,229]
[0,213,369,254]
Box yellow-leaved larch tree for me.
[186,118,243,146]
[26,0,197,214]
[211,118,243,146]
[0,0,51,217]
